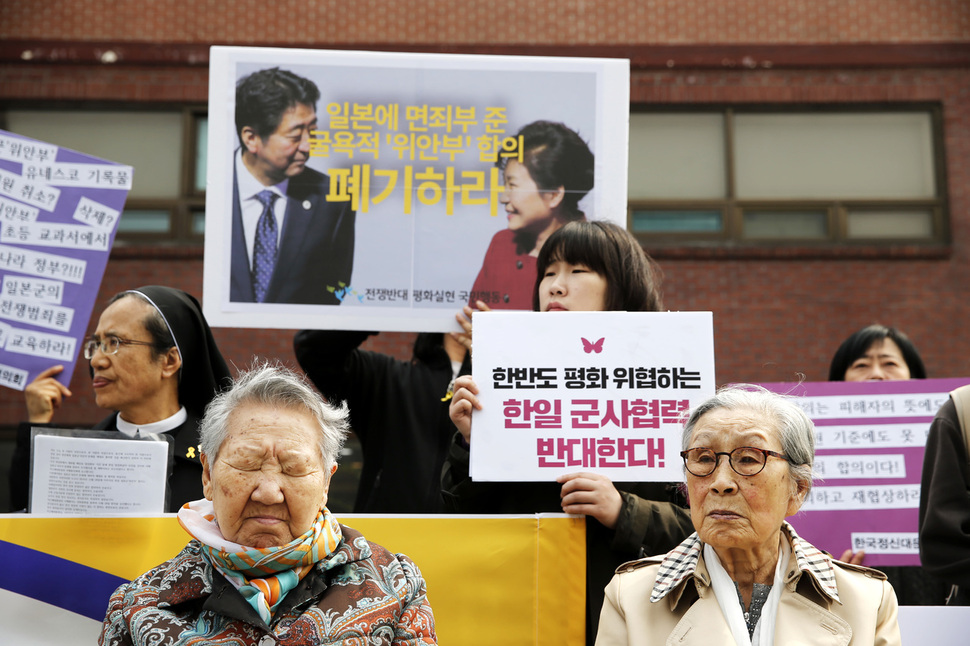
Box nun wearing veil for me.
[9,285,232,512]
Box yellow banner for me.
[0,513,585,645]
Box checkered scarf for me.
[650,521,840,604]
[178,499,343,624]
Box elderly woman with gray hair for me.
[596,385,900,646]
[100,364,437,646]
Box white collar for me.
[704,537,790,646]
[235,148,288,200]
[116,406,188,437]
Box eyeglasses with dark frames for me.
[83,335,156,359]
[680,447,789,477]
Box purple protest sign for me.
[757,378,970,567]
[0,129,130,391]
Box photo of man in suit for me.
[231,67,355,304]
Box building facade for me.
[1,0,968,507]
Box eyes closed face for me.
[202,404,333,549]
[538,260,608,312]
[843,338,911,382]
[686,407,805,556]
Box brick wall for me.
[635,65,970,385]
[0,0,968,429]
[2,0,968,44]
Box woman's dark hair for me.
[532,220,663,313]
[107,292,176,361]
[499,120,594,221]
[412,333,450,369]
[235,67,321,147]
[828,324,926,381]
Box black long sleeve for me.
[919,398,970,588]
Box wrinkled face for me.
[243,102,316,186]
[500,160,562,232]
[538,260,608,312]
[686,407,805,554]
[89,297,170,416]
[202,404,333,549]
[843,338,911,382]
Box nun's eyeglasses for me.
[83,335,155,359]
[680,447,788,477]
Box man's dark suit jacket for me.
[230,166,355,304]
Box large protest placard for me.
[469,311,715,482]
[203,47,629,332]
[760,378,968,567]
[0,130,129,391]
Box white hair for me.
[199,362,348,472]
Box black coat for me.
[294,329,469,513]
[919,397,970,604]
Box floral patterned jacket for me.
[99,524,437,645]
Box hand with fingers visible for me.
[448,374,481,444]
[24,364,73,424]
[450,300,491,354]
[558,471,624,529]
[838,548,867,565]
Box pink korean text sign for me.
[470,311,716,482]
[760,378,968,567]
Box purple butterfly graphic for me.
[582,337,605,354]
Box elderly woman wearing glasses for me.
[9,286,231,512]
[596,385,901,646]
[99,363,436,645]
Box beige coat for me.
[596,533,900,646]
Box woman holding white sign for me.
[445,220,693,645]
[9,285,231,512]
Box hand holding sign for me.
[558,471,623,529]
[449,374,480,444]
[451,300,490,353]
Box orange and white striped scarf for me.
[177,499,342,625]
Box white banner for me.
[470,311,715,481]
[203,47,630,332]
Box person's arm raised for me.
[24,364,72,424]
[450,300,490,353]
